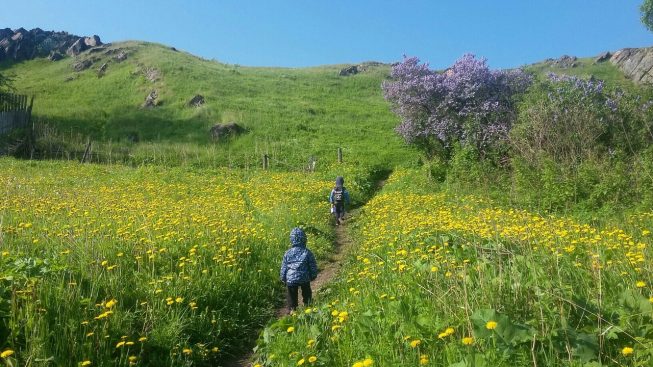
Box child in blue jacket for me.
[329,176,351,225]
[280,227,318,313]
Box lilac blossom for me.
[383,54,531,155]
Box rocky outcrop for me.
[339,61,388,76]
[545,55,578,68]
[210,122,245,141]
[72,59,93,72]
[0,27,102,62]
[188,95,205,107]
[595,51,611,63]
[143,90,159,108]
[66,35,102,56]
[610,47,653,84]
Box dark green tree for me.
[641,0,653,31]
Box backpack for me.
[333,187,344,205]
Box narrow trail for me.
[223,211,359,367]
[224,177,387,367]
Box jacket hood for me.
[290,227,307,247]
[335,176,344,187]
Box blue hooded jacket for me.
[280,228,318,285]
[329,176,351,206]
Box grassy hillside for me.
[1,41,419,168]
[526,56,637,90]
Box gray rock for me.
[188,95,205,107]
[143,90,158,108]
[114,50,128,62]
[210,122,245,141]
[66,38,86,56]
[610,47,653,84]
[72,59,93,72]
[595,51,612,63]
[550,55,578,68]
[339,65,360,76]
[48,51,64,61]
[143,67,161,82]
[0,28,101,62]
[97,62,108,77]
[84,35,101,47]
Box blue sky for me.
[1,0,651,68]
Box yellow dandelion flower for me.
[297,358,305,366]
[287,326,295,333]
[636,281,647,288]
[486,320,498,330]
[115,341,125,348]
[363,358,374,367]
[182,348,192,355]
[105,299,117,309]
[353,363,364,367]
[410,339,421,348]
[1,350,15,358]
[80,361,92,366]
[308,356,317,363]
[622,347,634,356]
[462,337,474,345]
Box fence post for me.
[337,147,343,163]
[263,154,269,170]
[82,138,92,163]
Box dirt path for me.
[224,177,387,367]
[224,211,359,367]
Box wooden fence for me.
[0,93,33,135]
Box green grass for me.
[1,41,420,169]
[525,57,638,90]
[254,168,653,366]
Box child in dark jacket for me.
[280,227,318,313]
[329,176,351,225]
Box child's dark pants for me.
[334,204,345,223]
[287,282,312,312]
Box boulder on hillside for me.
[339,65,360,76]
[48,51,64,61]
[142,90,159,108]
[210,122,245,141]
[339,61,386,76]
[550,55,578,68]
[143,67,161,82]
[72,59,93,72]
[595,51,612,63]
[114,50,128,62]
[97,62,108,77]
[188,95,205,107]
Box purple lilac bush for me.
[382,55,531,157]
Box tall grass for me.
[254,168,653,366]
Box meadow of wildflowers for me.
[255,168,653,366]
[0,158,344,366]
